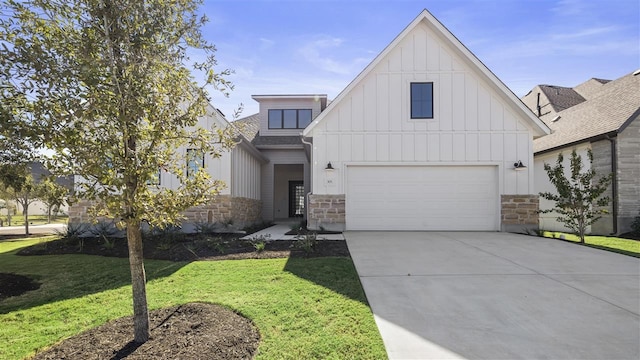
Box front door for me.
[288,181,304,218]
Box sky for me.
[198,0,639,119]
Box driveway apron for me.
[345,231,640,360]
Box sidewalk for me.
[0,223,66,236]
[240,224,344,241]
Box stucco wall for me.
[534,144,592,233]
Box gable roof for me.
[303,9,550,138]
[232,113,260,141]
[534,70,640,153]
[538,85,586,113]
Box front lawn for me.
[544,232,640,258]
[0,237,386,359]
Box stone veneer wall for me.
[182,195,262,227]
[501,195,539,233]
[69,196,262,229]
[307,194,345,232]
[617,117,640,234]
[591,140,614,235]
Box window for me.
[268,109,313,129]
[146,168,161,186]
[411,82,433,119]
[186,149,204,179]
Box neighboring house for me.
[523,70,640,235]
[1,162,73,218]
[70,9,553,233]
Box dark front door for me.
[289,181,304,218]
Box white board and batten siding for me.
[231,145,261,200]
[306,17,542,231]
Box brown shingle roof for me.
[534,71,640,153]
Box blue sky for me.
[199,0,639,119]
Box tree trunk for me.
[126,219,150,343]
[23,203,29,235]
[47,206,51,224]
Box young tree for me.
[539,149,612,243]
[37,176,69,223]
[0,163,34,234]
[1,0,235,343]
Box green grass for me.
[544,232,640,258]
[1,215,68,226]
[0,238,386,360]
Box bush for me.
[631,213,640,235]
[294,232,317,255]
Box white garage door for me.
[346,166,498,231]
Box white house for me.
[71,9,552,233]
[301,9,549,231]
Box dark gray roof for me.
[28,162,74,190]
[252,135,303,147]
[534,70,640,153]
[538,85,586,113]
[232,113,260,141]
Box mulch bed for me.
[619,232,640,241]
[0,273,41,300]
[16,233,350,261]
[31,302,260,360]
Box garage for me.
[346,165,499,231]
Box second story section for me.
[252,95,328,137]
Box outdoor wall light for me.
[513,160,527,171]
[325,162,335,171]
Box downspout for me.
[301,135,313,221]
[605,135,618,235]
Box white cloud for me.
[297,35,371,75]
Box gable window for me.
[186,149,204,179]
[410,82,434,119]
[268,109,312,129]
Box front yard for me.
[0,237,386,359]
[543,232,640,258]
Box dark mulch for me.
[31,302,260,360]
[17,233,350,261]
[0,273,41,300]
[619,232,640,241]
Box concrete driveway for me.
[345,232,640,360]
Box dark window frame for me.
[268,109,313,129]
[410,82,434,119]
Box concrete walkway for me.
[346,231,640,360]
[240,224,344,241]
[0,223,65,236]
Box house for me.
[70,9,552,233]
[1,162,73,219]
[523,70,640,235]
[299,9,549,232]
[68,104,268,230]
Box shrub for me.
[253,241,266,253]
[294,232,317,254]
[631,210,640,235]
[193,221,218,235]
[56,223,88,239]
[89,221,120,248]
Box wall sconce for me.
[325,162,335,171]
[513,160,527,171]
